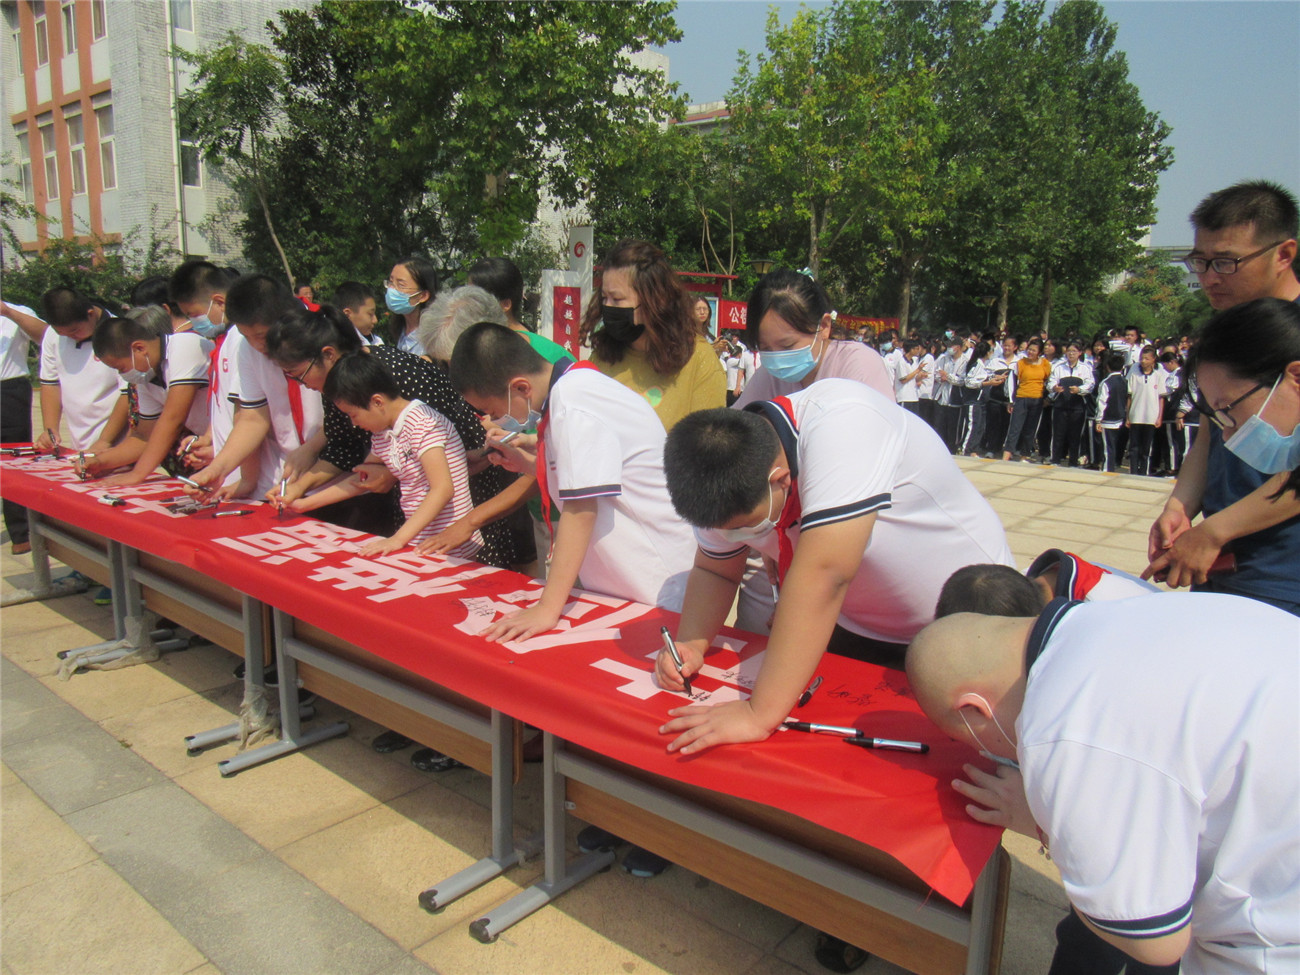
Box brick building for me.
[2,0,311,264]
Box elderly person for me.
[419,284,570,366]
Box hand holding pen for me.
[660,626,693,695]
[655,626,703,695]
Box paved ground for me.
[0,457,1176,975]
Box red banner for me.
[0,454,1000,905]
[551,286,583,358]
[717,299,748,332]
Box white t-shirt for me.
[917,352,936,399]
[371,399,480,556]
[697,379,1014,643]
[231,335,324,497]
[38,326,121,450]
[1019,595,1300,974]
[127,331,213,435]
[1,303,39,382]
[1127,368,1166,425]
[542,364,696,610]
[893,354,923,403]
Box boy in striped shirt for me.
[293,352,481,559]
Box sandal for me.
[813,932,870,973]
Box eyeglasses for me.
[1195,382,1267,430]
[384,279,419,293]
[285,357,318,385]
[1181,241,1286,275]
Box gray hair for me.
[124,304,173,336]
[417,284,508,361]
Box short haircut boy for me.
[42,286,94,327]
[169,260,236,306]
[91,307,170,359]
[448,321,547,397]
[225,274,297,327]
[333,281,373,312]
[664,409,779,528]
[935,563,1044,618]
[322,351,400,408]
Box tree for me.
[727,3,938,302]
[177,35,295,285]
[188,2,682,289]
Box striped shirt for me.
[371,399,481,556]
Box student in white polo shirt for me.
[908,595,1300,974]
[448,322,696,640]
[35,287,125,453]
[185,275,323,500]
[82,307,212,486]
[654,378,1014,755]
[1,300,48,553]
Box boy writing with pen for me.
[288,351,481,559]
[446,322,697,641]
[654,380,1013,756]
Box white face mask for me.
[959,700,1020,770]
[120,348,155,385]
[714,476,779,545]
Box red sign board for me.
[552,286,583,358]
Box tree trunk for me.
[898,261,913,336]
[1039,266,1053,335]
[250,138,293,288]
[997,280,1010,332]
[809,211,821,280]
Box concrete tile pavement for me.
[0,457,1175,975]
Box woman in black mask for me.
[580,239,725,431]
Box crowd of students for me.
[3,178,1298,975]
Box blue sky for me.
[652,1,1300,247]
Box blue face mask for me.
[498,386,542,435]
[120,348,155,385]
[385,286,422,315]
[762,335,823,384]
[189,296,224,338]
[880,341,894,354]
[1225,375,1300,474]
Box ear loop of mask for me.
[959,702,1021,770]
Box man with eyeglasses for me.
[1146,180,1300,596]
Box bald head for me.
[906,614,1034,742]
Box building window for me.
[34,6,48,66]
[39,118,58,200]
[60,1,76,55]
[91,0,106,40]
[14,129,34,204]
[5,3,22,76]
[94,102,115,190]
[65,110,86,196]
[170,0,192,32]
[180,143,202,187]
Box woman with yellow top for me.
[580,240,726,431]
[1002,337,1053,461]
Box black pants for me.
[984,399,1010,454]
[1003,397,1044,456]
[934,404,960,451]
[826,625,908,671]
[1,376,32,545]
[1049,909,1179,975]
[1128,423,1156,476]
[1098,427,1123,472]
[1051,401,1087,465]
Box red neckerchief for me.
[284,301,320,444]
[744,395,802,583]
[207,332,227,409]
[768,396,802,583]
[535,359,601,545]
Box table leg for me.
[468,733,613,943]
[216,607,348,776]
[418,710,541,913]
[0,510,89,607]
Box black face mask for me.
[600,304,645,344]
